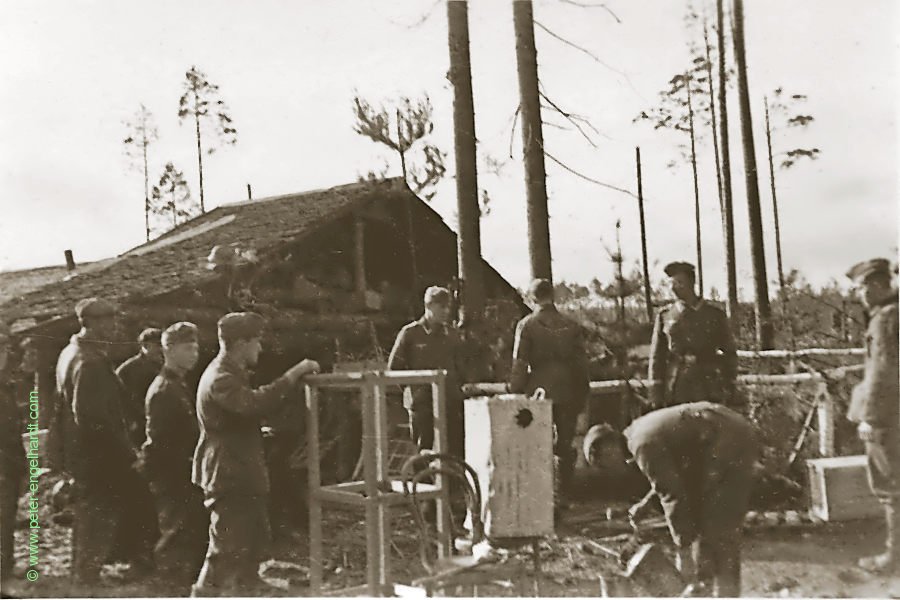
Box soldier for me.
[191,312,320,597]
[387,286,467,457]
[845,258,899,574]
[116,327,163,447]
[54,298,150,584]
[618,401,759,597]
[0,323,25,590]
[649,262,737,409]
[509,278,590,508]
[141,322,206,592]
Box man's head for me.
[0,322,10,373]
[138,327,163,362]
[74,297,117,336]
[162,322,200,372]
[19,337,39,373]
[583,423,630,472]
[528,278,555,307]
[663,262,697,303]
[217,312,266,368]
[847,258,895,310]
[423,286,452,325]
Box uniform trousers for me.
[0,471,21,584]
[150,479,208,585]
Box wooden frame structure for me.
[304,369,451,597]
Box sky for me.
[1,0,897,297]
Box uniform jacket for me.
[848,293,899,430]
[0,375,25,479]
[191,353,294,497]
[142,366,199,486]
[54,334,136,486]
[509,305,590,407]
[387,316,466,413]
[648,299,737,407]
[116,352,162,447]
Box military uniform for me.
[648,299,737,408]
[624,402,759,597]
[142,365,207,586]
[117,350,162,447]
[387,317,467,455]
[510,304,590,495]
[191,351,297,595]
[0,369,25,586]
[55,332,144,582]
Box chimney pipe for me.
[64,250,76,271]
[247,183,252,200]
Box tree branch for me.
[538,92,600,146]
[559,0,622,24]
[533,19,625,77]
[508,105,521,159]
[388,0,442,29]
[540,144,637,198]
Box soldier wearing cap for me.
[116,327,163,447]
[509,278,591,509]
[0,322,25,588]
[141,322,206,592]
[649,262,737,409]
[191,312,320,597]
[388,286,468,455]
[618,401,759,597]
[845,257,899,574]
[54,298,152,583]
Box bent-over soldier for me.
[510,278,590,506]
[846,258,900,574]
[0,323,25,589]
[142,322,206,592]
[621,402,759,597]
[116,327,163,447]
[649,262,736,409]
[191,312,320,597]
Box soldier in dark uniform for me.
[54,298,150,584]
[387,286,467,457]
[845,258,899,574]
[116,327,163,447]
[141,322,207,592]
[0,323,25,590]
[620,402,759,597]
[649,262,737,409]
[191,312,320,597]
[509,279,590,506]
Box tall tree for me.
[447,0,485,327]
[122,104,159,242]
[732,0,774,349]
[150,162,197,235]
[178,66,238,214]
[513,0,552,283]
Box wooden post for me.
[686,72,704,296]
[635,147,653,324]
[448,0,485,327]
[513,0,552,283]
[733,0,775,350]
[373,378,391,592]
[354,215,367,294]
[716,0,739,336]
[306,384,323,593]
[816,382,835,457]
[361,380,381,596]
[431,370,451,560]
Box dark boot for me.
[859,501,900,574]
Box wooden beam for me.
[354,214,367,294]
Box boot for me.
[858,501,900,574]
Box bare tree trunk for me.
[193,88,206,214]
[732,0,774,350]
[764,97,785,290]
[448,0,484,326]
[142,134,150,242]
[636,147,653,324]
[716,0,739,336]
[614,221,626,329]
[513,0,552,283]
[703,20,724,217]
[686,73,704,297]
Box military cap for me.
[663,261,696,278]
[74,297,116,322]
[217,312,266,342]
[527,278,554,302]
[137,327,163,345]
[162,322,198,348]
[846,258,892,284]
[423,286,451,306]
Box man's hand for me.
[858,422,879,443]
[285,359,321,383]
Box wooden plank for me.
[806,455,881,521]
[360,382,380,596]
[373,381,392,591]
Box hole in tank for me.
[515,408,533,428]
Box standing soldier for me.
[0,323,25,590]
[509,279,591,510]
[388,286,467,457]
[141,322,206,593]
[116,327,163,447]
[191,312,320,597]
[619,401,759,597]
[55,298,149,584]
[649,262,737,409]
[846,258,899,574]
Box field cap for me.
[162,322,199,348]
[217,312,265,342]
